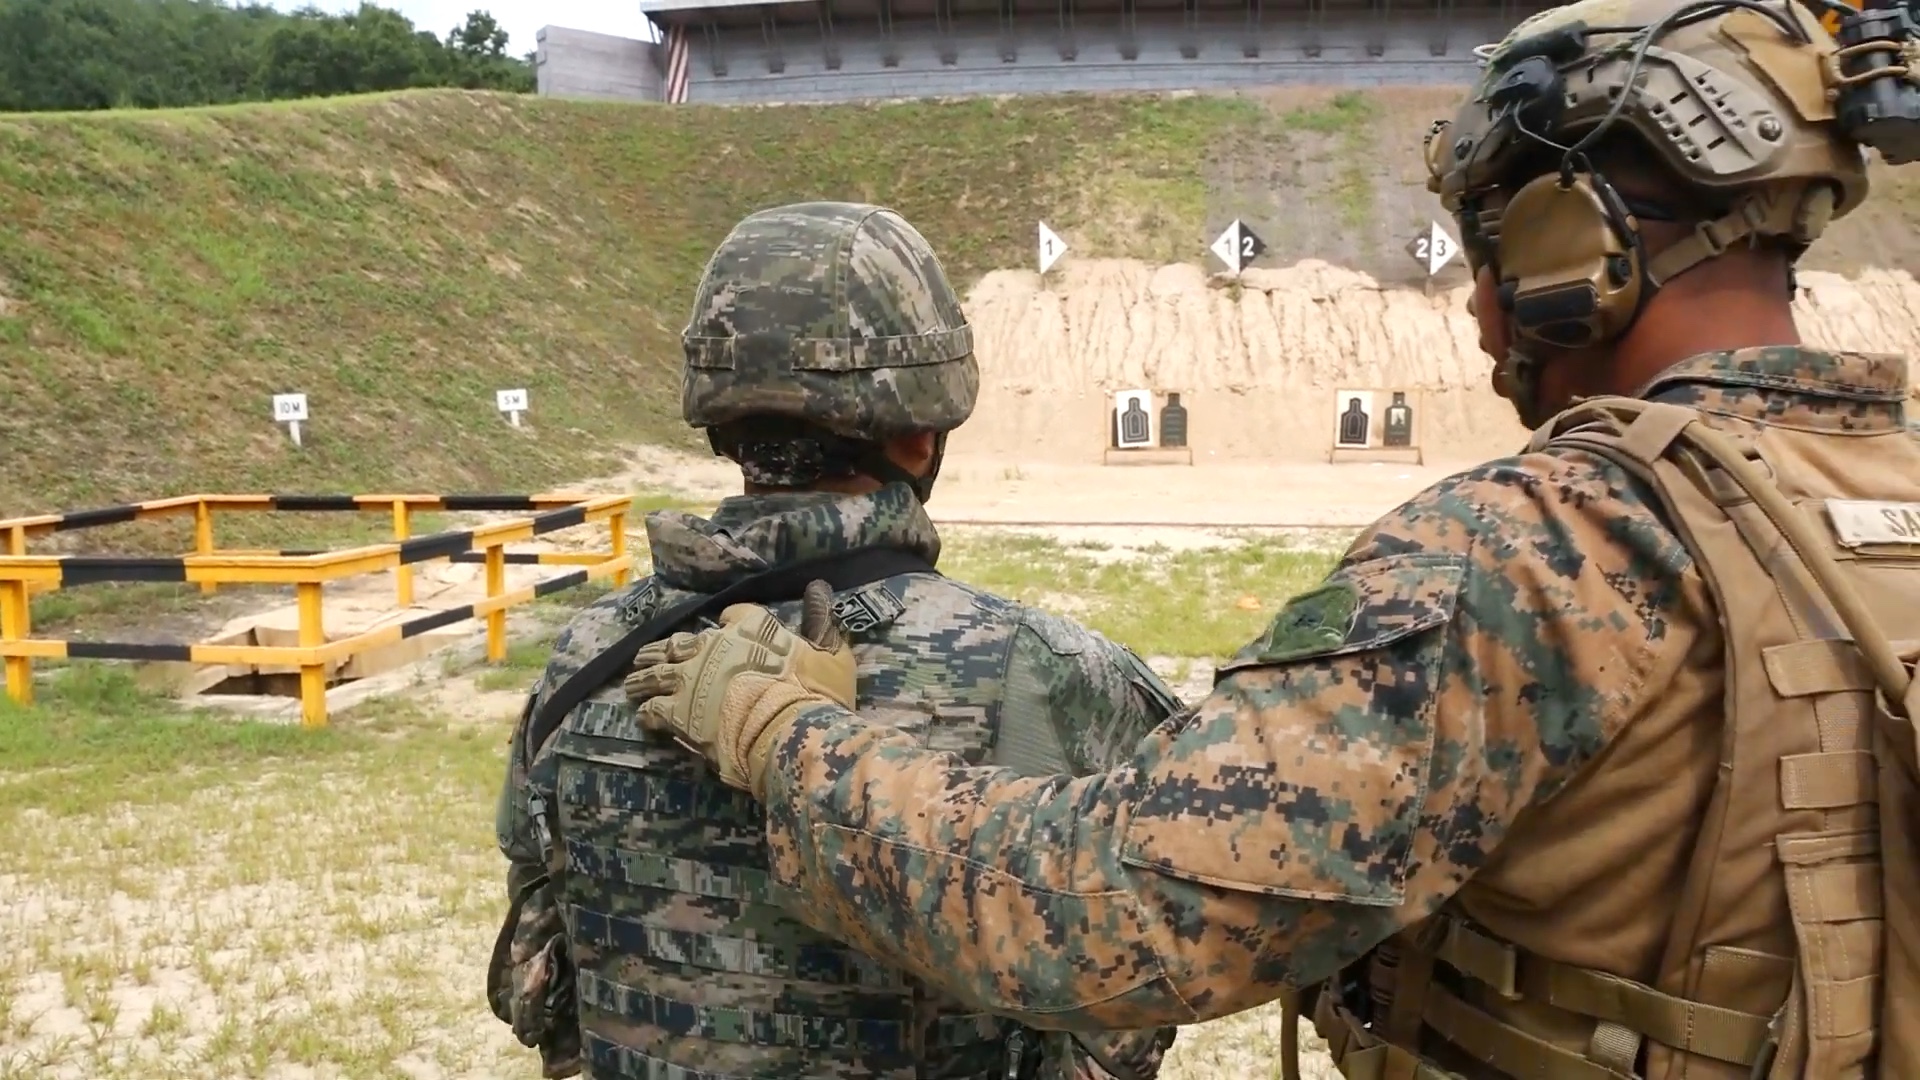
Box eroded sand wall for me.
[946,259,1920,465]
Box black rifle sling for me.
[526,547,938,757]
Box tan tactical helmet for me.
[1423,0,1874,357]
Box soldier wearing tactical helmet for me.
[487,201,1184,1080]
[620,6,1920,1079]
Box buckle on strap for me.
[1311,985,1459,1080]
[1436,919,1521,1000]
[1429,918,1774,1068]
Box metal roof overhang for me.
[644,0,1521,31]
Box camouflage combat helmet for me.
[681,201,979,501]
[1428,0,1871,273]
[1422,0,1879,421]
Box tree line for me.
[0,0,534,113]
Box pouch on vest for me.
[486,869,580,1078]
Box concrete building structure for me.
[536,0,1548,105]
[536,26,668,101]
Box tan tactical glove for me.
[623,580,856,795]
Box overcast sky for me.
[267,0,658,56]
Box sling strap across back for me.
[524,547,940,760]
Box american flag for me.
[664,24,691,103]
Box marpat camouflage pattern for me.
[492,482,1185,1079]
[705,347,1904,1035]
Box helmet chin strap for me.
[1492,346,1563,432]
[853,431,947,504]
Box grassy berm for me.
[0,88,1294,516]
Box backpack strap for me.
[523,547,939,761]
[1544,398,1916,714]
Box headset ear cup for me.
[1495,170,1644,350]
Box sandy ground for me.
[0,650,1333,1080]
[932,457,1467,527]
[605,441,1461,530]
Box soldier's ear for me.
[881,432,938,478]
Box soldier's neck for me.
[1608,255,1802,395]
[1608,310,1800,398]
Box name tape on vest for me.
[1826,500,1920,547]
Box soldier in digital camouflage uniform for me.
[487,200,1183,1080]
[622,4,1920,1078]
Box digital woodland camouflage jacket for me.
[715,347,1916,1055]
[490,482,1184,1080]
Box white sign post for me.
[1209,219,1268,276]
[496,388,529,428]
[1037,221,1068,275]
[1405,220,1462,278]
[272,393,309,448]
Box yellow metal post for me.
[194,501,217,595]
[485,543,506,662]
[392,500,414,607]
[5,526,33,599]
[297,581,327,728]
[610,512,630,587]
[1,578,31,707]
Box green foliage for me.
[0,0,533,113]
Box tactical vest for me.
[1289,397,1920,1080]
[541,567,1035,1080]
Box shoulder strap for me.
[1546,399,1916,712]
[525,547,939,758]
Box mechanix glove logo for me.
[1253,581,1359,663]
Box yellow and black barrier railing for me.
[0,492,634,728]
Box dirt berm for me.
[946,259,1920,466]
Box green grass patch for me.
[0,664,360,817]
[629,491,715,517]
[471,633,557,691]
[1276,90,1380,232]
[940,532,1340,659]
[28,583,210,631]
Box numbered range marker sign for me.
[1405,220,1462,277]
[1209,219,1268,276]
[1037,221,1068,275]
[273,392,309,447]
[497,388,530,427]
